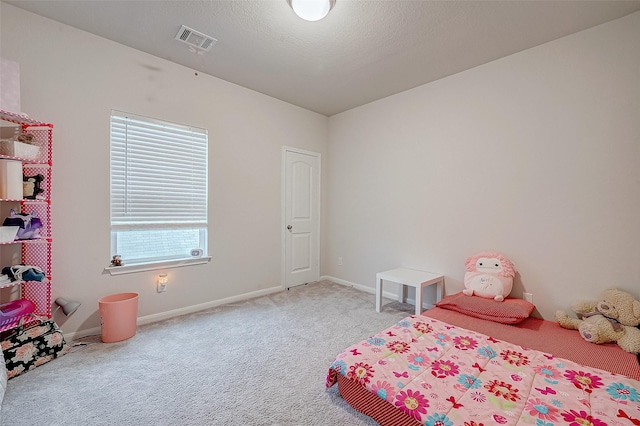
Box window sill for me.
[104,256,212,276]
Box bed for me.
[326,293,640,426]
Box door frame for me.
[281,146,321,289]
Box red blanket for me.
[423,307,640,380]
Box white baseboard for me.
[320,275,435,310]
[67,326,102,341]
[65,285,284,341]
[319,275,391,298]
[66,278,436,341]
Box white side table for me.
[376,268,444,315]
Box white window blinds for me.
[110,111,208,227]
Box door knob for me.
[287,225,292,231]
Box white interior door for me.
[283,148,320,289]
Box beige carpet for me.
[1,281,414,425]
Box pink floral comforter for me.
[326,315,640,425]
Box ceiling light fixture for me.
[288,0,336,22]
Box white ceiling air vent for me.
[175,25,217,52]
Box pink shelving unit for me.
[0,110,53,332]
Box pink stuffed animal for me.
[463,252,516,302]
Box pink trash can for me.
[99,292,139,343]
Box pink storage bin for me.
[98,292,139,343]
[0,299,35,328]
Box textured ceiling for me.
[5,0,640,116]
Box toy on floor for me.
[555,288,640,354]
[463,252,516,302]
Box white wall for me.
[324,12,640,320]
[3,3,638,333]
[1,4,328,335]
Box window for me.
[109,110,209,272]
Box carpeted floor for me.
[1,281,414,425]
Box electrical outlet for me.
[523,292,533,303]
[157,282,167,293]
[337,257,343,265]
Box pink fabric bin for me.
[99,292,139,343]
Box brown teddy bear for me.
[555,288,640,354]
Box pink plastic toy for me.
[463,252,516,302]
[0,299,35,328]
